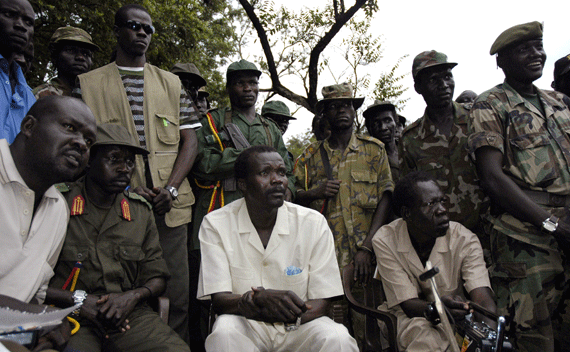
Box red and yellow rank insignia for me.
[121,199,132,221]
[70,195,85,216]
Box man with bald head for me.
[0,95,97,304]
[0,0,36,143]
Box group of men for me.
[0,0,569,350]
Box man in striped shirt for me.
[74,4,201,345]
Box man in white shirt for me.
[198,145,358,352]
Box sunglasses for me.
[122,20,155,35]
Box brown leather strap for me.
[319,142,333,215]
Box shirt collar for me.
[502,80,565,114]
[237,198,290,236]
[417,102,465,139]
[396,218,451,254]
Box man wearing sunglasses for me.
[75,3,201,345]
[34,26,99,98]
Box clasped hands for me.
[238,286,311,324]
[79,290,142,336]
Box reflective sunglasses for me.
[122,20,155,35]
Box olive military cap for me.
[412,50,457,79]
[49,26,100,52]
[490,21,543,55]
[226,59,262,80]
[92,123,149,155]
[363,100,397,119]
[170,63,207,87]
[197,87,210,98]
[315,82,364,112]
[261,101,296,120]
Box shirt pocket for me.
[509,133,559,187]
[281,270,308,301]
[155,113,180,145]
[351,170,379,210]
[118,244,144,289]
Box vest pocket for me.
[157,167,195,208]
[155,114,180,145]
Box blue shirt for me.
[0,54,35,143]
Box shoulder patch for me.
[401,118,421,136]
[356,134,383,146]
[126,191,152,210]
[54,183,70,193]
[296,141,322,166]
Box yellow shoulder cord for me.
[194,113,225,212]
[62,262,82,335]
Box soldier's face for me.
[0,0,34,58]
[415,67,455,109]
[240,152,288,209]
[114,8,153,57]
[88,145,136,194]
[56,43,94,78]
[405,181,450,239]
[227,73,259,109]
[324,100,355,131]
[498,39,546,85]
[368,110,396,145]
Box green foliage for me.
[285,127,316,160]
[29,0,242,107]
[373,55,409,111]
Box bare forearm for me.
[300,299,329,324]
[400,298,430,319]
[211,292,245,316]
[167,128,198,189]
[366,192,392,246]
[44,288,74,308]
[135,277,166,301]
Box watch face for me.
[543,220,557,232]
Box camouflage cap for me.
[197,87,210,98]
[261,101,296,120]
[554,54,570,79]
[226,59,262,80]
[49,26,100,52]
[316,82,364,112]
[363,100,397,119]
[92,123,149,155]
[490,21,543,55]
[170,63,207,87]
[412,50,457,79]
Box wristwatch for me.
[542,215,559,234]
[165,185,178,200]
[72,290,88,314]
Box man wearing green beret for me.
[47,123,190,352]
[34,26,99,99]
[468,21,570,352]
[170,62,207,106]
[261,100,297,135]
[399,50,488,246]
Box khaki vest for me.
[78,63,194,227]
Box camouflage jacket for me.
[33,77,72,99]
[468,81,570,248]
[399,101,488,232]
[294,133,394,267]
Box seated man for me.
[373,171,496,352]
[46,124,189,352]
[197,145,358,352]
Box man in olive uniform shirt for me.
[49,124,189,352]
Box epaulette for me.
[356,133,383,146]
[54,183,70,193]
[462,102,473,110]
[401,118,421,136]
[296,140,322,166]
[125,191,152,210]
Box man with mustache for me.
[197,145,358,352]
[373,171,495,352]
[0,0,36,143]
[75,4,202,342]
[47,123,189,352]
[468,21,570,352]
[34,26,99,99]
[399,51,488,247]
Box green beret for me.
[490,21,543,55]
[170,63,207,87]
[92,123,149,155]
[261,101,296,120]
[226,59,262,80]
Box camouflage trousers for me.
[488,219,569,352]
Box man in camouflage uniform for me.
[552,54,570,98]
[468,21,570,352]
[363,100,400,182]
[294,82,393,282]
[399,50,488,240]
[33,26,99,98]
